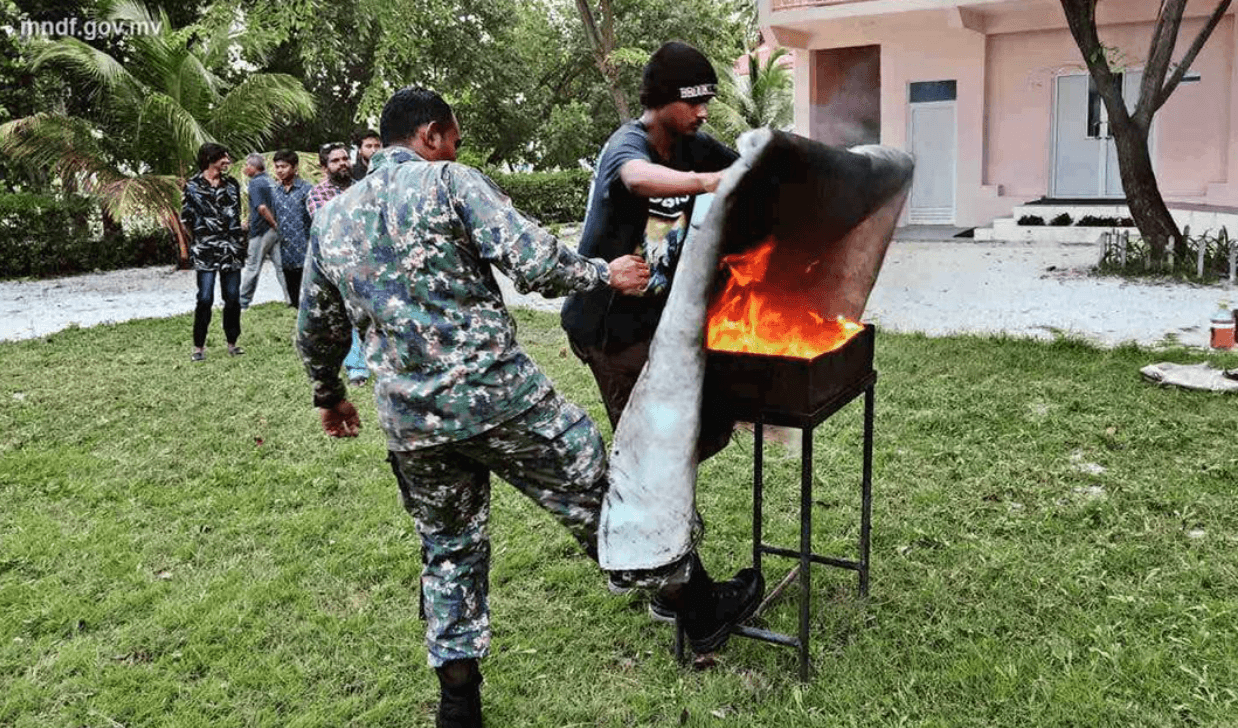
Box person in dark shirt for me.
[562,41,737,433]
[560,40,761,645]
[239,153,287,308]
[350,127,381,182]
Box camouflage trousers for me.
[386,392,606,668]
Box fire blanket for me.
[598,129,915,572]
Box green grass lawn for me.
[2,306,1237,727]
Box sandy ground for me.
[2,232,1234,348]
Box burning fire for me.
[706,237,863,359]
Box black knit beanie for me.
[639,41,718,109]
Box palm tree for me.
[709,47,793,148]
[0,0,314,260]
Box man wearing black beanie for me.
[561,41,764,656]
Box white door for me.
[1052,72,1142,198]
[908,101,957,224]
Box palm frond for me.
[710,47,794,144]
[93,174,183,222]
[135,93,212,176]
[29,38,142,107]
[173,51,225,118]
[105,0,159,26]
[0,114,113,182]
[206,73,316,154]
[0,112,182,219]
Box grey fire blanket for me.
[598,129,915,572]
[1140,362,1238,392]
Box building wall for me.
[810,45,880,147]
[880,22,990,224]
[779,6,1238,226]
[984,15,1234,201]
[785,11,998,225]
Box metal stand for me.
[675,372,875,680]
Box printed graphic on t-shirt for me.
[637,194,692,296]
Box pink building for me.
[760,0,1238,227]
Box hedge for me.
[0,193,174,279]
[1,168,591,279]
[490,168,592,225]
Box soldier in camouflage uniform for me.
[295,87,649,728]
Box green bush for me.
[0,193,174,279]
[1017,215,1045,226]
[1077,215,1135,227]
[490,169,592,224]
[1050,212,1073,226]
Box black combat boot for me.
[680,564,765,654]
[656,557,766,654]
[435,659,483,728]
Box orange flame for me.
[706,237,863,359]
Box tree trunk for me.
[1060,0,1231,266]
[1109,115,1181,267]
[167,213,192,270]
[574,0,631,122]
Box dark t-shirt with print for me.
[561,121,737,348]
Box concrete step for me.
[1010,204,1131,222]
[974,205,1237,243]
[973,219,1126,243]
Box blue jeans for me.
[344,329,369,380]
[193,269,241,348]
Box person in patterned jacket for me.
[182,143,246,361]
[295,87,650,728]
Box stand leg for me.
[798,425,813,681]
[860,386,874,598]
[675,617,686,664]
[753,419,764,572]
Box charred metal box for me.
[705,324,876,428]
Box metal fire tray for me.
[705,324,876,428]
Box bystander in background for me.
[307,142,369,385]
[239,153,287,308]
[351,128,381,182]
[270,149,311,308]
[182,143,246,361]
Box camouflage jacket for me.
[296,146,611,451]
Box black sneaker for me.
[436,662,483,728]
[683,568,765,654]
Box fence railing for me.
[1098,226,1237,283]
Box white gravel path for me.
[2,233,1234,349]
[494,237,1235,350]
[0,261,290,342]
[863,240,1232,348]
